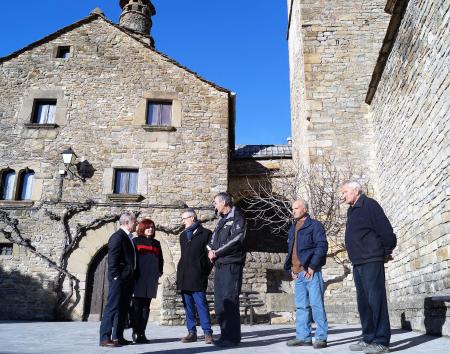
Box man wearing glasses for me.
[177,208,214,344]
[208,192,247,347]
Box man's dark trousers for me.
[353,261,391,346]
[100,278,133,342]
[214,263,243,343]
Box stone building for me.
[1,0,448,334]
[287,0,449,334]
[0,1,234,321]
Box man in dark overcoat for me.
[99,212,136,347]
[341,181,397,354]
[177,208,214,344]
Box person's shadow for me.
[389,297,447,352]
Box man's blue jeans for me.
[182,291,212,336]
[294,270,328,341]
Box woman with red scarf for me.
[131,218,164,344]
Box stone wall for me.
[370,0,450,335]
[287,0,309,165]
[0,15,230,320]
[288,0,389,179]
[287,0,391,323]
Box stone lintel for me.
[24,123,59,130]
[106,194,144,202]
[0,200,34,208]
[141,125,176,132]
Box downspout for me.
[227,91,236,191]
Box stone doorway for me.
[83,246,109,321]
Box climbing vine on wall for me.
[0,202,215,318]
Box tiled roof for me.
[233,144,292,159]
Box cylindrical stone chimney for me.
[119,0,156,36]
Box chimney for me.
[119,0,156,37]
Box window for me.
[1,170,15,200]
[32,100,57,124]
[56,46,71,59]
[18,170,34,200]
[0,243,13,256]
[114,169,138,194]
[146,101,172,126]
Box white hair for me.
[182,208,197,220]
[293,198,309,211]
[119,212,136,225]
[342,180,363,194]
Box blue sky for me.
[0,1,291,145]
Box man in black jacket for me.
[99,212,136,347]
[177,208,213,344]
[208,192,247,347]
[341,181,396,354]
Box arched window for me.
[1,169,16,200]
[18,169,35,200]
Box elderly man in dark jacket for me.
[177,208,213,344]
[341,181,396,354]
[208,192,247,347]
[284,199,328,349]
[99,212,136,347]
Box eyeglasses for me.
[181,216,193,220]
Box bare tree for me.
[241,157,369,288]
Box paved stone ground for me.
[0,321,448,354]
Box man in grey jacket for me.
[208,192,247,347]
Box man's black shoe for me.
[135,335,151,344]
[114,338,132,345]
[213,338,239,347]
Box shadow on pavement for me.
[321,328,407,348]
[147,337,185,344]
[327,334,362,347]
[137,335,293,354]
[389,334,440,352]
[241,327,293,338]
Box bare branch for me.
[240,157,369,286]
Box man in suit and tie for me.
[99,212,137,347]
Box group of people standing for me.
[284,181,396,354]
[99,191,247,348]
[99,214,163,346]
[99,183,396,354]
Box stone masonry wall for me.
[370,0,450,335]
[0,16,230,320]
[287,0,309,165]
[289,0,389,178]
[287,0,391,323]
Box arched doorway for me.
[83,246,109,321]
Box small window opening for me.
[0,243,13,256]
[32,100,57,124]
[114,169,139,194]
[56,46,71,59]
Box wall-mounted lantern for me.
[60,147,84,181]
